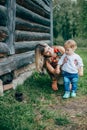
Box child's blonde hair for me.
[64,39,77,50]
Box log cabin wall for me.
[0,0,53,84]
[15,0,52,53]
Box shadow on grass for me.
[24,72,64,95]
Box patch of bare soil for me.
[51,95,87,130]
[63,97,87,130]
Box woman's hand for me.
[55,66,61,74]
[46,61,55,74]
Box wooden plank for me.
[43,0,50,6]
[16,4,50,26]
[0,80,3,96]
[0,26,8,42]
[6,0,16,54]
[47,0,50,2]
[0,51,34,76]
[32,0,50,12]
[16,18,50,33]
[14,40,51,53]
[3,83,13,91]
[50,0,53,45]
[15,31,50,42]
[0,42,10,55]
[0,5,7,26]
[16,0,50,19]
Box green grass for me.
[76,48,87,95]
[0,49,87,130]
[55,115,71,126]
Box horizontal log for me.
[16,4,50,26]
[0,42,10,55]
[0,5,7,26]
[47,0,50,2]
[16,0,50,19]
[15,31,50,42]
[0,0,6,6]
[16,18,50,33]
[32,0,50,12]
[43,0,50,6]
[14,40,51,53]
[0,26,8,42]
[0,51,34,76]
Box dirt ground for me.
[53,95,87,130]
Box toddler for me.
[56,39,83,98]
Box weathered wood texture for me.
[15,40,51,53]
[15,31,50,42]
[16,18,50,33]
[32,0,50,12]
[50,0,53,45]
[15,0,52,50]
[16,0,50,19]
[0,51,34,76]
[0,5,7,26]
[43,0,50,6]
[0,27,8,42]
[0,0,53,78]
[6,0,16,54]
[16,4,50,27]
[0,42,10,55]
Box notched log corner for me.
[0,42,10,57]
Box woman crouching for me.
[35,43,65,91]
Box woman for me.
[35,43,65,91]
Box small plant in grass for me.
[55,115,70,126]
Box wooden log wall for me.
[0,0,53,84]
[15,0,52,53]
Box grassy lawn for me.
[0,48,87,130]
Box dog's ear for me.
[35,45,45,73]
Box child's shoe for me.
[71,91,76,97]
[63,91,70,99]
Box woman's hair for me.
[64,39,77,50]
[35,43,48,73]
[35,44,46,55]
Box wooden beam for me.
[15,30,50,42]
[3,83,13,91]
[32,0,50,12]
[50,0,53,45]
[0,26,8,42]
[14,40,51,53]
[43,0,50,6]
[6,0,16,54]
[16,4,50,26]
[0,42,10,56]
[47,0,50,2]
[16,0,50,19]
[0,5,7,26]
[0,51,34,76]
[16,18,50,33]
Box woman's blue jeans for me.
[62,71,79,92]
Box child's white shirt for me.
[58,53,83,74]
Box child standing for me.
[56,39,84,99]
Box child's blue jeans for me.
[62,71,79,92]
